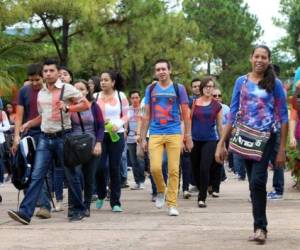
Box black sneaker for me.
[69,213,84,222]
[84,209,90,217]
[0,194,2,203]
[121,182,130,189]
[8,210,30,225]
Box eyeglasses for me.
[213,94,222,98]
[204,85,214,89]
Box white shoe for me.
[155,192,165,209]
[53,201,64,212]
[183,191,191,199]
[168,206,179,216]
[139,183,145,189]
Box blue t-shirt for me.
[292,66,300,93]
[0,98,3,110]
[144,82,188,135]
[229,75,288,132]
[192,99,222,141]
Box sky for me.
[245,0,286,47]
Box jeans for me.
[180,152,192,192]
[233,153,246,179]
[0,143,4,183]
[127,143,145,184]
[150,149,168,195]
[95,133,125,208]
[54,163,64,201]
[81,155,99,210]
[65,166,85,216]
[269,132,284,195]
[191,140,217,202]
[245,133,276,232]
[120,143,128,184]
[19,134,68,219]
[149,135,181,207]
[25,130,51,211]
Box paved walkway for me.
[0,169,299,250]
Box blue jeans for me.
[127,143,145,184]
[245,133,276,232]
[0,143,4,183]
[65,166,85,216]
[95,133,125,207]
[233,153,246,179]
[180,152,192,192]
[54,164,64,201]
[25,130,51,211]
[150,149,168,195]
[269,132,284,195]
[120,143,128,184]
[19,134,68,219]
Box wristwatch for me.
[64,105,70,113]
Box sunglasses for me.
[213,94,222,97]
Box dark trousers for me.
[209,160,222,193]
[191,140,217,201]
[245,133,276,232]
[95,133,124,208]
[127,143,145,184]
[180,152,192,192]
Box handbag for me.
[228,76,271,161]
[60,85,94,168]
[229,122,270,161]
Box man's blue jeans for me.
[19,134,66,220]
[233,153,246,179]
[120,143,128,184]
[127,143,145,184]
[269,132,284,195]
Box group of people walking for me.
[0,44,295,245]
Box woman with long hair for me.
[190,77,223,208]
[215,45,288,244]
[94,70,129,212]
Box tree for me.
[275,0,300,64]
[3,0,116,66]
[183,0,261,102]
[70,0,209,89]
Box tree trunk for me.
[207,57,211,75]
[61,18,70,66]
[130,61,139,89]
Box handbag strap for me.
[59,85,66,133]
[76,112,85,133]
[59,84,85,134]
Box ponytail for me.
[258,64,275,93]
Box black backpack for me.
[11,136,36,190]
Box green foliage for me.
[286,147,300,189]
[183,0,261,103]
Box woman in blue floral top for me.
[215,45,288,244]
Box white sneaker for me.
[139,183,145,189]
[53,201,64,212]
[168,206,179,216]
[155,192,165,209]
[183,191,192,199]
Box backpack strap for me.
[59,85,66,132]
[117,91,123,118]
[149,82,158,118]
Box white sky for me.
[241,0,286,47]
